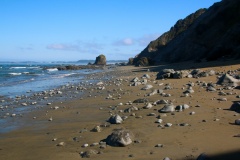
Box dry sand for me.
[0,60,240,160]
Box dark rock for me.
[106,129,134,147]
[230,102,240,113]
[94,54,106,65]
[108,115,123,124]
[133,98,149,103]
[81,149,99,158]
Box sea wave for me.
[10,66,41,69]
[47,68,58,72]
[9,73,22,76]
[10,67,27,69]
[51,73,77,79]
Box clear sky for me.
[1,0,221,61]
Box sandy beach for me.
[0,60,240,160]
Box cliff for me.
[132,0,240,66]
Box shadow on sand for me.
[131,59,240,73]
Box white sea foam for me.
[23,72,30,74]
[10,67,27,69]
[9,73,22,75]
[51,73,77,79]
[47,68,58,72]
[28,67,41,69]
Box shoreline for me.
[0,60,240,160]
[0,66,120,133]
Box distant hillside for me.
[131,0,240,66]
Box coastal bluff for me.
[131,0,240,66]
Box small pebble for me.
[155,144,164,147]
[57,142,65,146]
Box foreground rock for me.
[106,129,134,147]
[159,104,175,113]
[108,115,123,124]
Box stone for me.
[141,84,153,90]
[147,113,156,116]
[175,104,190,111]
[173,70,189,79]
[81,149,98,158]
[184,88,194,94]
[207,86,216,92]
[106,129,134,147]
[217,74,240,87]
[91,125,102,132]
[155,144,164,147]
[230,102,240,113]
[155,119,163,123]
[148,89,158,96]
[142,74,150,79]
[235,119,240,125]
[189,111,195,115]
[143,103,153,109]
[57,142,65,146]
[82,144,89,148]
[124,106,139,113]
[165,123,172,127]
[108,115,123,124]
[96,81,104,86]
[159,104,175,113]
[131,77,140,82]
[218,97,227,101]
[133,98,149,103]
[163,69,175,74]
[157,99,169,104]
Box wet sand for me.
[0,60,240,160]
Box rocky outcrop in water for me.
[131,0,240,65]
[94,54,106,65]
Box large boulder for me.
[217,74,240,87]
[106,129,134,147]
[230,102,240,113]
[94,54,106,65]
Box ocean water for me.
[0,60,127,133]
[0,60,126,98]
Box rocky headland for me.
[131,0,240,66]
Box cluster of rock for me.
[157,68,216,79]
[44,54,107,71]
[56,65,104,70]
[130,74,151,86]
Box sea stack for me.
[94,54,106,65]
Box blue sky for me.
[1,0,220,61]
